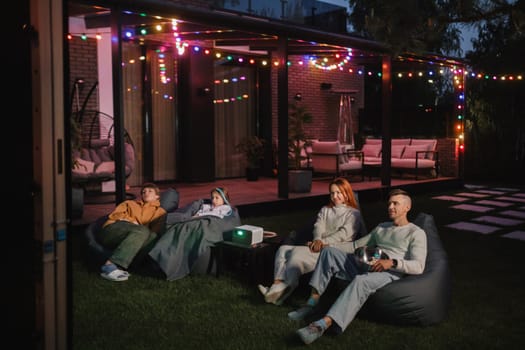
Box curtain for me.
[150,48,177,181]
[122,42,144,186]
[214,65,256,178]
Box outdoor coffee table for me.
[210,232,282,285]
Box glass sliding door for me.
[122,44,178,183]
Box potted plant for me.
[236,135,266,181]
[288,99,313,192]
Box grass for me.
[71,184,525,349]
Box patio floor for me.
[73,175,462,227]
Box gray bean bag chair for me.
[314,212,451,327]
[357,212,452,326]
[83,187,180,269]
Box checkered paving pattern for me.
[433,185,525,241]
[502,230,525,241]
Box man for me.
[290,188,427,345]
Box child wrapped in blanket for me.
[193,187,232,218]
[165,187,233,224]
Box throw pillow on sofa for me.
[362,144,381,158]
[391,145,405,159]
[402,145,430,159]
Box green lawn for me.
[72,184,525,349]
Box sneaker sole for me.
[296,325,323,345]
[264,284,288,304]
[100,272,128,282]
[265,288,285,304]
[257,284,269,297]
[273,284,298,306]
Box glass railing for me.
[211,0,350,33]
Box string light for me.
[67,33,523,80]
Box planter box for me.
[288,169,312,193]
[246,167,259,181]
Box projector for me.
[231,225,264,246]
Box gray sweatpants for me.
[309,246,399,331]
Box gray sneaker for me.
[296,323,325,345]
[288,305,313,321]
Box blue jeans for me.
[97,221,158,269]
[309,247,400,331]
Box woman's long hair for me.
[327,177,359,209]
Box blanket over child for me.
[148,199,241,281]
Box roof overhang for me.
[70,0,392,60]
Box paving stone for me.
[472,215,524,226]
[475,189,508,195]
[432,195,470,202]
[499,210,525,219]
[445,222,501,234]
[495,196,525,203]
[464,184,487,190]
[502,230,525,241]
[474,200,515,207]
[492,187,520,192]
[455,192,490,198]
[451,204,494,212]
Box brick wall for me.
[69,36,98,113]
[437,138,459,177]
[271,55,365,143]
[68,36,99,144]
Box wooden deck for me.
[73,175,463,227]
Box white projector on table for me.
[231,225,264,246]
